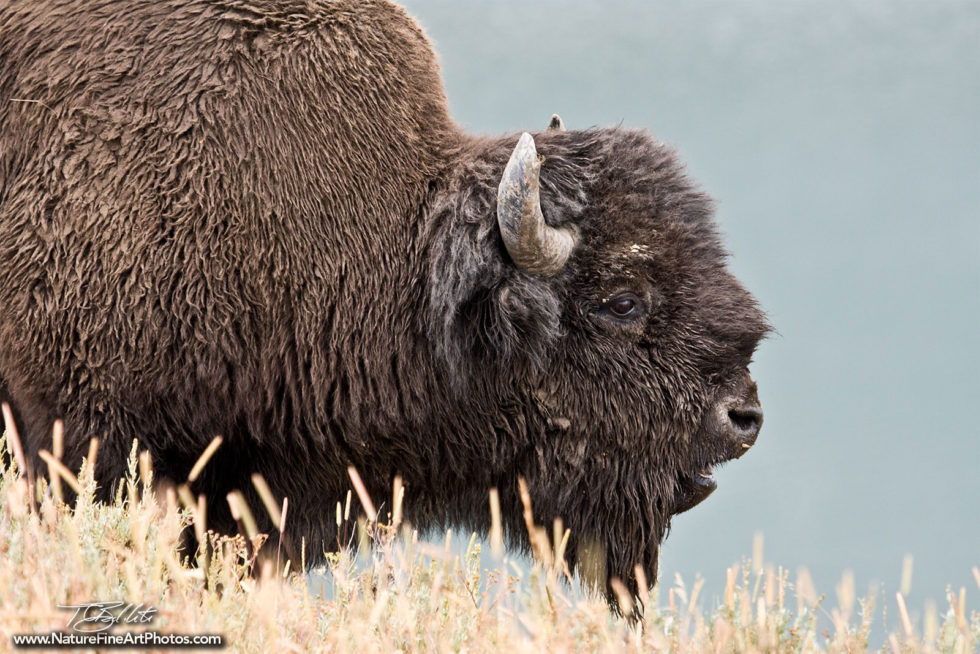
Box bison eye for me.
[611,297,635,316]
[604,293,641,318]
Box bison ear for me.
[496,133,577,277]
[547,114,566,131]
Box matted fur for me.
[0,0,768,599]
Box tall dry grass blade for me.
[924,599,939,645]
[177,483,196,511]
[896,592,914,638]
[188,435,223,482]
[634,564,649,601]
[197,493,208,538]
[973,566,980,592]
[488,487,504,558]
[900,554,915,596]
[517,476,552,563]
[752,531,764,574]
[37,449,82,495]
[138,449,153,486]
[392,475,404,528]
[50,419,64,502]
[251,473,282,527]
[837,570,855,620]
[556,528,571,576]
[552,517,563,563]
[534,526,553,568]
[516,477,554,566]
[956,586,967,632]
[239,493,259,542]
[778,565,786,612]
[347,466,377,522]
[725,565,737,611]
[275,495,290,573]
[357,517,370,556]
[279,497,289,536]
[764,564,776,606]
[517,477,534,534]
[610,577,634,616]
[51,419,64,458]
[2,402,28,475]
[86,437,99,471]
[227,490,258,540]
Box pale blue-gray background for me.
[401,0,980,613]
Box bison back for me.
[0,0,455,494]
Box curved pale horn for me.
[548,114,566,131]
[496,132,576,276]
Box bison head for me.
[424,119,768,603]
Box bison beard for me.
[0,0,768,607]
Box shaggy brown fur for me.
[0,0,768,600]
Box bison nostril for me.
[727,406,763,439]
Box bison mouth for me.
[672,374,763,515]
[673,467,718,514]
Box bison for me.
[0,0,768,600]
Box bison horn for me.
[496,132,576,276]
[548,114,566,131]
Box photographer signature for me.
[57,602,158,633]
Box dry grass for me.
[0,426,976,653]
